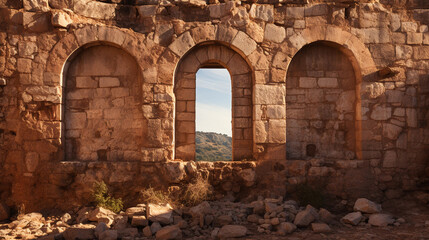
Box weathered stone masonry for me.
[0,0,428,211]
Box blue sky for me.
[196,68,232,136]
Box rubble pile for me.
[0,197,409,239]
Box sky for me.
[196,68,232,136]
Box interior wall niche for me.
[286,41,359,160]
[63,44,144,161]
[174,43,253,161]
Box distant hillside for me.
[196,131,232,161]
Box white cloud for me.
[196,102,232,136]
[196,69,231,94]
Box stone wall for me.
[286,42,358,160]
[0,0,428,212]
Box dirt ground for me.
[245,198,429,240]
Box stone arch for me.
[174,42,253,161]
[45,26,146,161]
[287,25,377,77]
[45,25,143,85]
[285,25,379,160]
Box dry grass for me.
[180,177,213,206]
[139,186,173,205]
[139,177,213,207]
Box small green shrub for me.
[295,184,326,209]
[92,181,123,213]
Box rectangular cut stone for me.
[413,46,429,59]
[268,119,286,143]
[254,84,285,105]
[407,32,422,44]
[65,112,87,129]
[286,7,304,19]
[231,31,257,56]
[99,77,120,88]
[111,88,129,98]
[76,76,97,88]
[318,78,338,88]
[299,77,317,88]
[104,108,122,119]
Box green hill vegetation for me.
[195,131,232,161]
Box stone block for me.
[24,0,49,12]
[111,88,129,98]
[287,7,304,19]
[51,11,72,28]
[17,58,32,73]
[208,1,234,18]
[18,41,37,57]
[76,76,97,88]
[318,78,338,88]
[25,152,39,172]
[413,46,429,59]
[299,77,317,88]
[341,212,362,225]
[249,4,273,22]
[231,31,257,56]
[406,108,417,127]
[407,32,422,44]
[305,4,328,16]
[254,84,285,105]
[137,5,157,18]
[268,120,286,143]
[370,105,391,120]
[246,21,264,43]
[264,23,285,43]
[169,31,195,57]
[401,22,418,32]
[74,0,116,20]
[99,77,120,88]
[383,150,397,168]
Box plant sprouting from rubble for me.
[139,186,173,205]
[180,176,213,206]
[92,181,123,213]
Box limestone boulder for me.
[24,0,50,12]
[311,223,332,233]
[150,222,162,234]
[87,207,116,226]
[155,225,182,240]
[353,198,382,213]
[63,224,96,240]
[94,222,108,238]
[293,207,317,227]
[52,11,72,28]
[148,203,174,225]
[99,230,117,240]
[277,222,296,234]
[368,213,394,227]
[189,201,212,219]
[143,225,152,237]
[131,215,148,227]
[217,225,247,239]
[341,212,362,226]
[125,206,145,217]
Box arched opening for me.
[62,43,144,161]
[174,43,253,161]
[286,41,361,160]
[195,67,232,161]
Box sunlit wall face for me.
[196,68,232,137]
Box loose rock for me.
[217,225,247,239]
[353,198,382,213]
